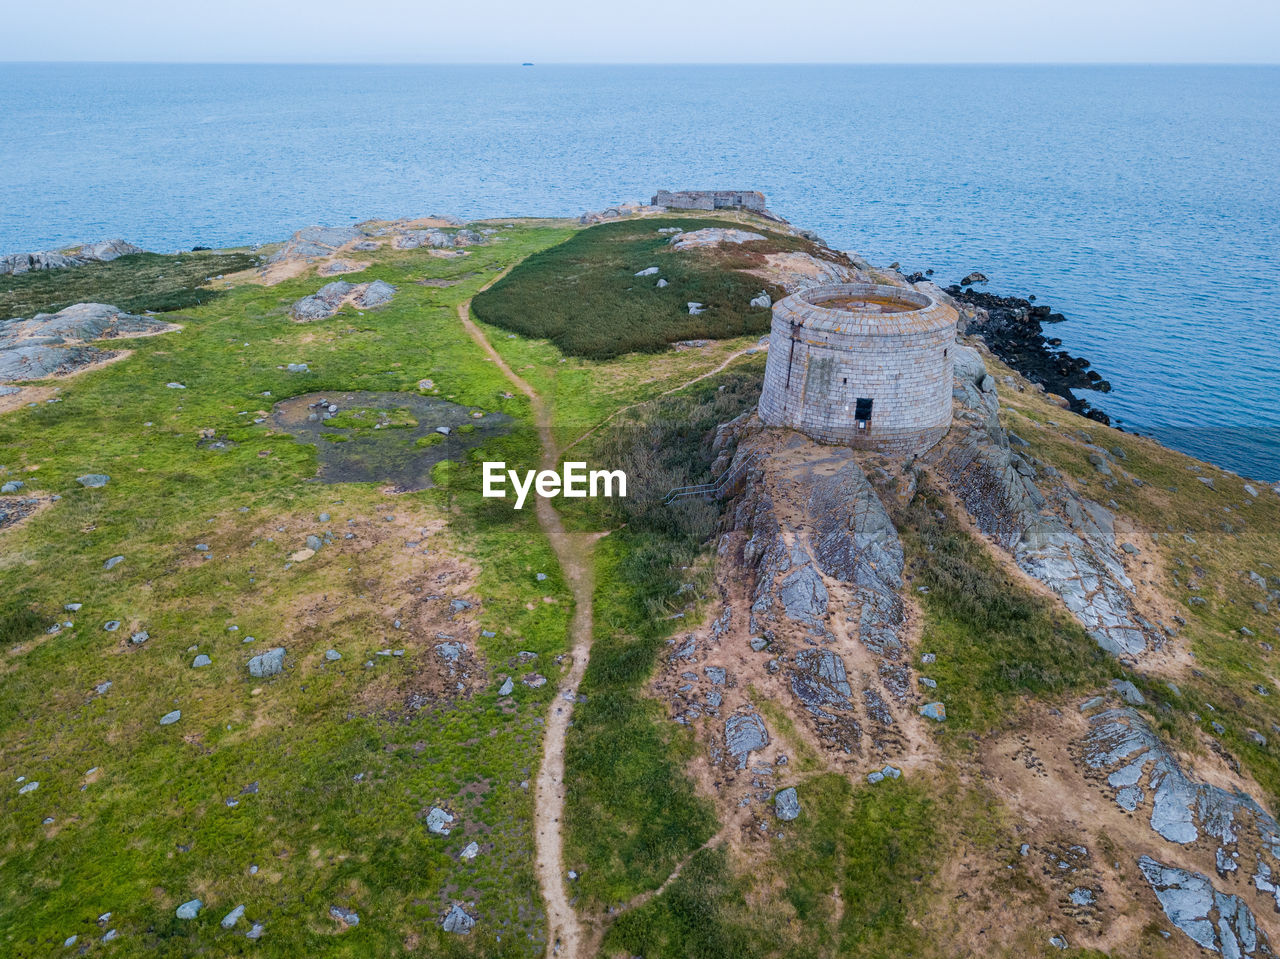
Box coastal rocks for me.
[247,647,286,678]
[267,225,362,264]
[1,303,176,382]
[932,347,1157,657]
[668,228,764,251]
[290,279,396,319]
[946,285,1110,423]
[1137,857,1273,957]
[960,271,989,286]
[0,239,143,276]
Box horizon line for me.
[3,59,1279,67]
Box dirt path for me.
[457,289,593,959]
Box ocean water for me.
[2,63,1278,480]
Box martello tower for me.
[757,283,957,456]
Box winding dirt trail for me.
[457,290,593,958]
[458,279,760,957]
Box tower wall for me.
[758,284,956,455]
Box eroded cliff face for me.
[669,339,1280,955]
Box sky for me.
[3,0,1279,64]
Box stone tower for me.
[757,283,957,456]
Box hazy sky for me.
[4,0,1279,64]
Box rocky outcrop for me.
[0,239,143,275]
[290,280,397,320]
[745,251,868,294]
[1083,703,1280,883]
[931,344,1159,658]
[723,428,914,756]
[267,226,362,264]
[668,228,765,251]
[1139,857,1274,957]
[578,200,656,225]
[0,303,175,382]
[393,229,485,250]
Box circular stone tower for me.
[757,283,957,455]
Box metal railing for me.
[662,451,761,505]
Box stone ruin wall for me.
[651,190,767,212]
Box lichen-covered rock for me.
[356,279,396,308]
[1,303,176,382]
[669,228,765,251]
[247,647,286,678]
[291,281,354,320]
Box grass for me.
[605,774,957,959]
[561,368,762,908]
[471,216,824,359]
[1,251,259,318]
[893,479,1115,735]
[0,225,579,956]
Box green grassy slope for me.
[471,216,819,359]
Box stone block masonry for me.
[651,190,767,212]
[758,284,957,456]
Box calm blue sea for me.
[2,64,1278,480]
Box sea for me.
[2,63,1277,481]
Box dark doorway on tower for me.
[855,397,873,432]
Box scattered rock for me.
[441,904,475,935]
[325,649,341,661]
[774,786,800,821]
[328,905,359,927]
[247,647,286,678]
[176,899,202,920]
[1110,679,1146,706]
[459,841,480,860]
[426,806,454,836]
[192,654,211,668]
[919,702,947,721]
[221,904,245,929]
[103,556,124,571]
[724,708,769,768]
[159,710,181,725]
